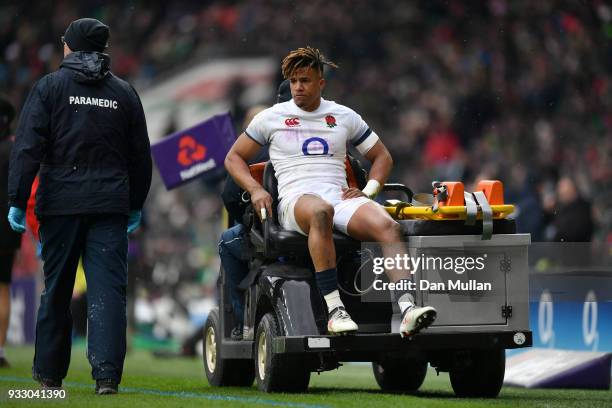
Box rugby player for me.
[225,47,436,336]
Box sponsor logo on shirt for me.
[285,117,300,127]
[302,137,330,156]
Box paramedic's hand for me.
[342,187,367,200]
[127,210,142,234]
[7,207,26,233]
[250,187,273,222]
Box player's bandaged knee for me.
[362,179,381,199]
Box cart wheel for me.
[203,308,255,387]
[254,313,310,392]
[449,348,505,398]
[372,356,427,393]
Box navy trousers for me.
[33,214,127,383]
[218,224,249,324]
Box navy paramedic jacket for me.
[8,51,152,217]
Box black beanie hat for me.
[277,79,291,103]
[64,18,109,52]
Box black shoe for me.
[95,379,118,395]
[32,372,62,388]
[0,357,10,368]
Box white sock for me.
[0,347,4,358]
[323,290,344,313]
[398,293,415,314]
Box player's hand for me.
[250,187,273,221]
[342,187,367,200]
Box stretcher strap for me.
[473,191,493,240]
[464,192,478,226]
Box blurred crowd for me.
[2,1,612,338]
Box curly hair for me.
[281,46,338,79]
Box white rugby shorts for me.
[278,192,372,236]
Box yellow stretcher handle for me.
[384,204,515,221]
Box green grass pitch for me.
[0,345,610,407]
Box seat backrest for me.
[346,154,368,189]
[263,161,280,222]
[248,162,266,185]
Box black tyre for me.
[254,313,310,392]
[449,348,505,398]
[372,356,427,393]
[203,308,255,387]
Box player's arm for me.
[342,140,392,200]
[224,133,272,220]
[363,140,393,187]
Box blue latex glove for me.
[127,210,142,234]
[7,207,26,233]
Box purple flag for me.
[152,112,236,189]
